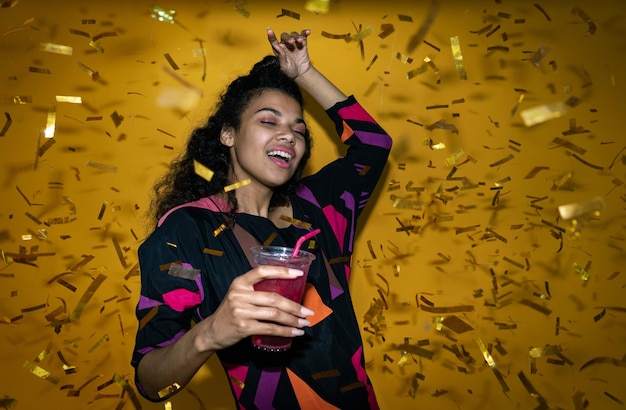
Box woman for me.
[132,28,392,409]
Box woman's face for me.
[222,89,307,191]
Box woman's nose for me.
[277,128,296,145]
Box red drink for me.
[250,246,315,352]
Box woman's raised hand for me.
[267,28,312,79]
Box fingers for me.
[225,288,312,335]
[270,28,309,49]
[233,265,303,289]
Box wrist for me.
[192,318,218,354]
[293,66,312,80]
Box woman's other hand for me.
[267,28,312,79]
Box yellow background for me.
[1,0,624,409]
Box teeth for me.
[267,150,292,162]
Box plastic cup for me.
[250,246,316,352]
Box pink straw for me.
[291,228,321,257]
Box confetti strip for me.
[87,334,110,353]
[518,370,549,407]
[86,160,117,173]
[450,35,467,80]
[158,383,182,399]
[420,304,473,314]
[558,196,605,219]
[77,61,100,81]
[305,0,330,13]
[43,105,56,138]
[193,159,214,182]
[112,235,128,268]
[406,62,428,79]
[572,7,598,36]
[0,112,11,136]
[475,338,510,392]
[164,53,179,70]
[69,273,107,321]
[40,42,73,55]
[224,179,250,192]
[406,0,439,53]
[23,361,60,384]
[55,95,82,103]
[528,44,551,67]
[113,373,142,409]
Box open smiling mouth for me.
[267,150,293,163]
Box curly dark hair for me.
[148,55,312,225]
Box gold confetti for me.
[193,160,214,182]
[534,3,551,21]
[86,160,117,173]
[488,154,514,168]
[158,383,181,399]
[77,61,100,81]
[277,215,312,229]
[203,248,224,257]
[424,56,441,83]
[420,304,473,314]
[312,369,341,380]
[97,201,108,221]
[55,95,82,103]
[378,23,394,39]
[92,31,117,42]
[113,373,142,409]
[212,223,228,237]
[10,95,32,104]
[70,273,107,321]
[349,26,373,43]
[321,31,350,40]
[573,262,589,281]
[519,298,552,315]
[1,0,18,7]
[442,315,473,334]
[87,334,109,353]
[0,112,11,136]
[57,351,77,374]
[29,66,51,75]
[43,105,56,139]
[571,7,596,36]
[110,111,124,128]
[406,0,439,53]
[111,236,127,268]
[21,303,47,313]
[485,227,507,243]
[69,28,90,38]
[444,148,465,166]
[305,0,330,14]
[450,35,467,80]
[164,53,179,70]
[569,153,605,171]
[528,44,551,67]
[40,42,73,55]
[558,196,605,220]
[277,8,300,20]
[395,52,413,64]
[233,1,250,18]
[520,101,567,126]
[406,62,428,79]
[0,396,17,408]
[23,360,60,384]
[518,371,548,407]
[224,179,250,192]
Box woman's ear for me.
[220,126,234,147]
